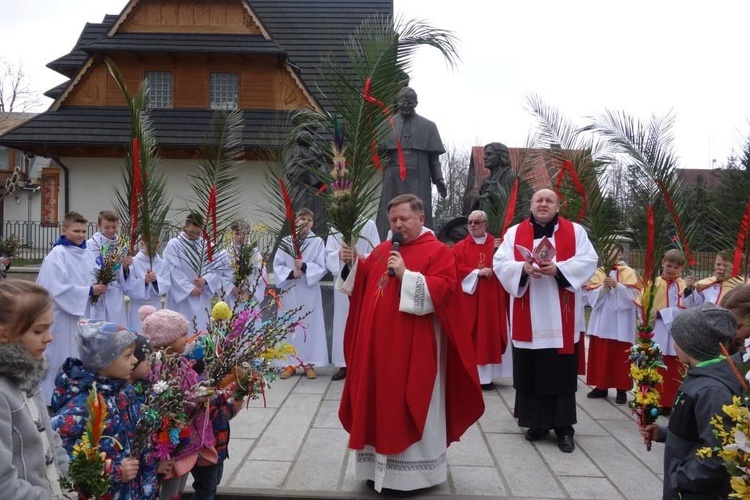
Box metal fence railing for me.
[0,220,277,264]
[627,250,728,280]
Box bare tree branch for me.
[0,58,42,113]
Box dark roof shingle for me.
[0,107,286,150]
[81,33,285,56]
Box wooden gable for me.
[63,54,312,110]
[116,0,265,35]
[55,0,316,111]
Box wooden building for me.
[0,0,392,226]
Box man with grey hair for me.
[493,189,597,453]
[452,209,509,391]
[376,87,447,240]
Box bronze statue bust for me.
[440,142,513,244]
[470,142,512,213]
[376,87,446,240]
[284,127,328,235]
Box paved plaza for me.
[203,367,665,500]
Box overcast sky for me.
[2,0,749,168]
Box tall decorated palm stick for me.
[106,58,171,269]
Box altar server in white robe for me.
[163,214,225,334]
[683,250,742,307]
[325,218,379,381]
[274,208,328,379]
[493,189,597,454]
[126,241,171,331]
[219,221,268,310]
[86,210,132,326]
[36,211,101,404]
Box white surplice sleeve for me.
[302,237,327,286]
[556,223,598,291]
[273,237,295,289]
[461,270,480,295]
[681,289,705,308]
[163,240,194,303]
[36,248,91,317]
[335,259,358,296]
[325,231,342,277]
[399,270,435,316]
[493,225,528,298]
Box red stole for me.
[512,217,576,354]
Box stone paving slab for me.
[209,368,665,499]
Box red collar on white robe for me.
[512,217,577,354]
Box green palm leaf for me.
[266,15,458,249]
[106,58,171,268]
[586,110,693,278]
[180,109,245,275]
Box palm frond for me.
[271,16,459,247]
[526,95,625,269]
[586,110,689,278]
[106,58,171,267]
[180,110,244,275]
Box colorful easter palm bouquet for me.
[225,224,268,305]
[191,299,305,406]
[133,351,194,461]
[91,235,129,305]
[60,384,114,500]
[696,338,750,498]
[629,281,666,451]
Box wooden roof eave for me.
[49,58,95,112]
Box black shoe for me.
[525,428,550,442]
[365,480,375,491]
[557,435,575,453]
[587,388,608,399]
[481,382,496,391]
[659,407,672,417]
[615,390,627,405]
[331,367,347,381]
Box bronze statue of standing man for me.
[376,87,447,239]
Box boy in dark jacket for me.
[640,303,743,500]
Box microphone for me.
[388,232,404,277]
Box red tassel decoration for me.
[555,160,587,222]
[644,204,655,282]
[129,137,142,253]
[362,77,406,180]
[501,178,519,237]
[733,197,750,277]
[202,185,218,262]
[279,178,301,258]
[655,180,695,267]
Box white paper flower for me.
[153,380,169,395]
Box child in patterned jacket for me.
[51,320,159,499]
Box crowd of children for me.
[0,208,287,499]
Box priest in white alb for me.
[493,188,597,454]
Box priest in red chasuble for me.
[452,209,509,391]
[493,189,597,454]
[336,194,483,493]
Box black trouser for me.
[190,462,224,500]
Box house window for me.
[145,71,173,109]
[210,73,238,110]
[0,146,8,170]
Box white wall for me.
[60,156,273,227]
